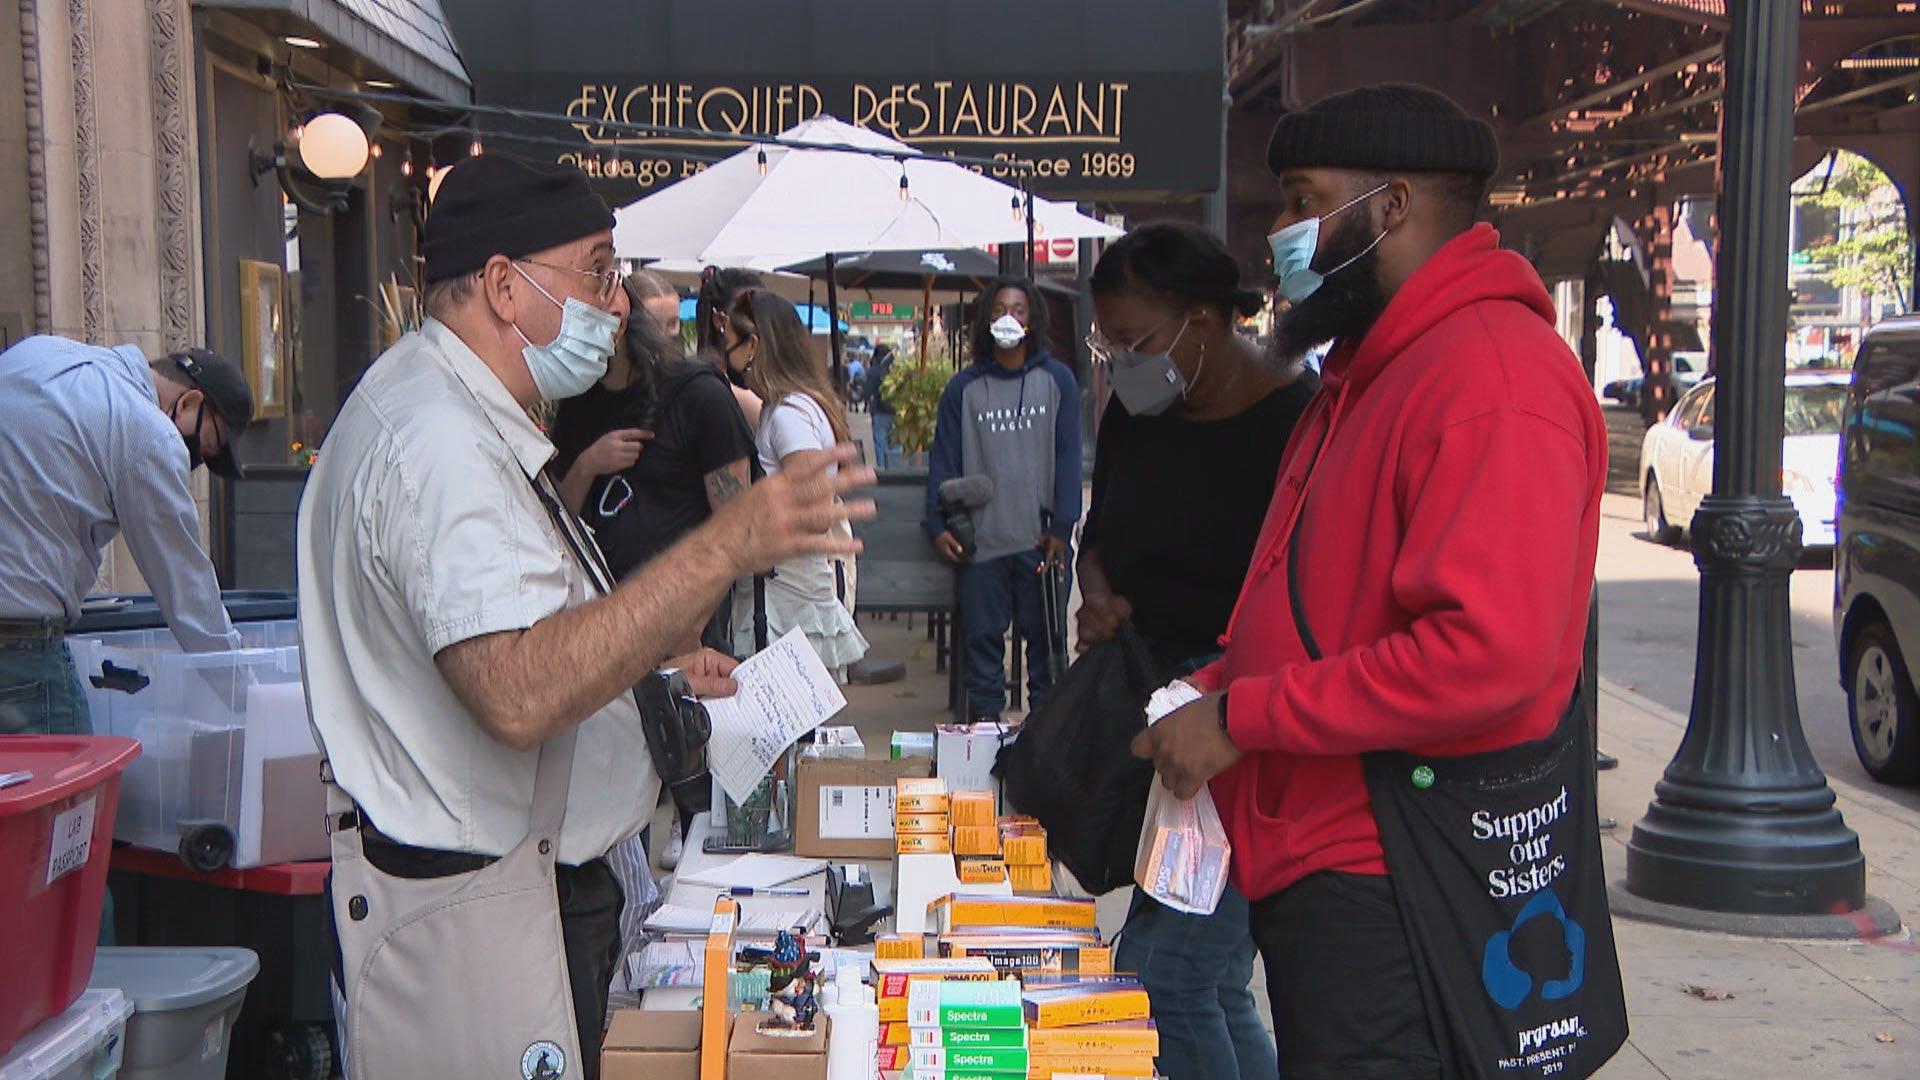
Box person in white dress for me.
[719,288,869,680]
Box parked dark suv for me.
[1835,314,1920,784]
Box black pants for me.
[326,827,626,1080]
[1247,871,1444,1080]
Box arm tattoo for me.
[705,460,748,507]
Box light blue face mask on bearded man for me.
[511,263,622,401]
[1267,182,1391,305]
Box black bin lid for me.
[73,590,296,633]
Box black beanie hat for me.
[423,156,614,283]
[1267,84,1499,178]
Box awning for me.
[201,0,471,103]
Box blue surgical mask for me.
[1107,319,1193,417]
[512,264,621,401]
[1268,182,1391,304]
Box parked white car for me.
[1640,371,1850,548]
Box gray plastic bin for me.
[86,948,259,1080]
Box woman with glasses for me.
[551,272,757,651]
[719,288,869,681]
[1079,223,1316,1080]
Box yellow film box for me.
[950,791,997,827]
[933,894,1098,932]
[1008,862,1053,894]
[897,831,952,854]
[953,825,1001,856]
[895,812,952,835]
[956,858,1008,885]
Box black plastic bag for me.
[995,624,1164,894]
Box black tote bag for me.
[1287,512,1627,1079]
[995,624,1164,894]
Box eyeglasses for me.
[518,259,626,304]
[1085,315,1177,364]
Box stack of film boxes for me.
[895,777,950,855]
[999,816,1049,894]
[868,897,1157,1079]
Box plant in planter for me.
[879,359,956,458]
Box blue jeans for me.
[1116,884,1278,1080]
[870,412,900,469]
[956,548,1068,718]
[0,638,92,735]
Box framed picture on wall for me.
[239,259,287,420]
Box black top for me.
[1082,374,1319,668]
[551,362,756,580]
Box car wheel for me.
[1847,622,1920,785]
[1643,476,1678,545]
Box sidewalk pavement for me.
[840,613,1920,1078]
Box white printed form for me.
[704,627,848,804]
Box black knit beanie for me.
[1267,84,1498,178]
[423,156,614,283]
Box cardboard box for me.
[603,1010,701,1080]
[796,756,932,859]
[727,1014,827,1080]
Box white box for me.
[67,620,326,869]
[935,723,1012,800]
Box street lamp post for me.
[1624,0,1865,915]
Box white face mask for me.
[1106,319,1193,417]
[989,313,1028,350]
[512,264,620,401]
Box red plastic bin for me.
[0,734,140,1054]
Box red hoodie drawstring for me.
[1218,378,1354,647]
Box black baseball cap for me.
[167,348,253,479]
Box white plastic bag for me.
[1133,681,1232,915]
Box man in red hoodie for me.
[1132,85,1608,1077]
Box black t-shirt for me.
[1082,374,1320,668]
[551,362,756,580]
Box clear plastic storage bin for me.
[0,989,132,1080]
[67,621,324,869]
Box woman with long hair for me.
[718,288,868,679]
[552,274,756,619]
[695,266,766,429]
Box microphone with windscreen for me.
[937,475,995,561]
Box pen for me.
[726,886,810,897]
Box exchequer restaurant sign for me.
[442,0,1226,201]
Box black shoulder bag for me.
[1284,482,1627,1079]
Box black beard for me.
[1268,212,1390,368]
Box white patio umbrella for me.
[614,116,1119,379]
[611,116,1120,264]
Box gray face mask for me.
[1106,319,1194,417]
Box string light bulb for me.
[400,148,413,177]
[470,139,483,157]
[756,148,769,176]
[898,171,910,202]
[1010,195,1024,221]
[370,143,383,159]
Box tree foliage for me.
[1795,153,1913,311]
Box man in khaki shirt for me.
[298,155,871,1075]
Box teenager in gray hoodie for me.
[924,279,1083,719]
